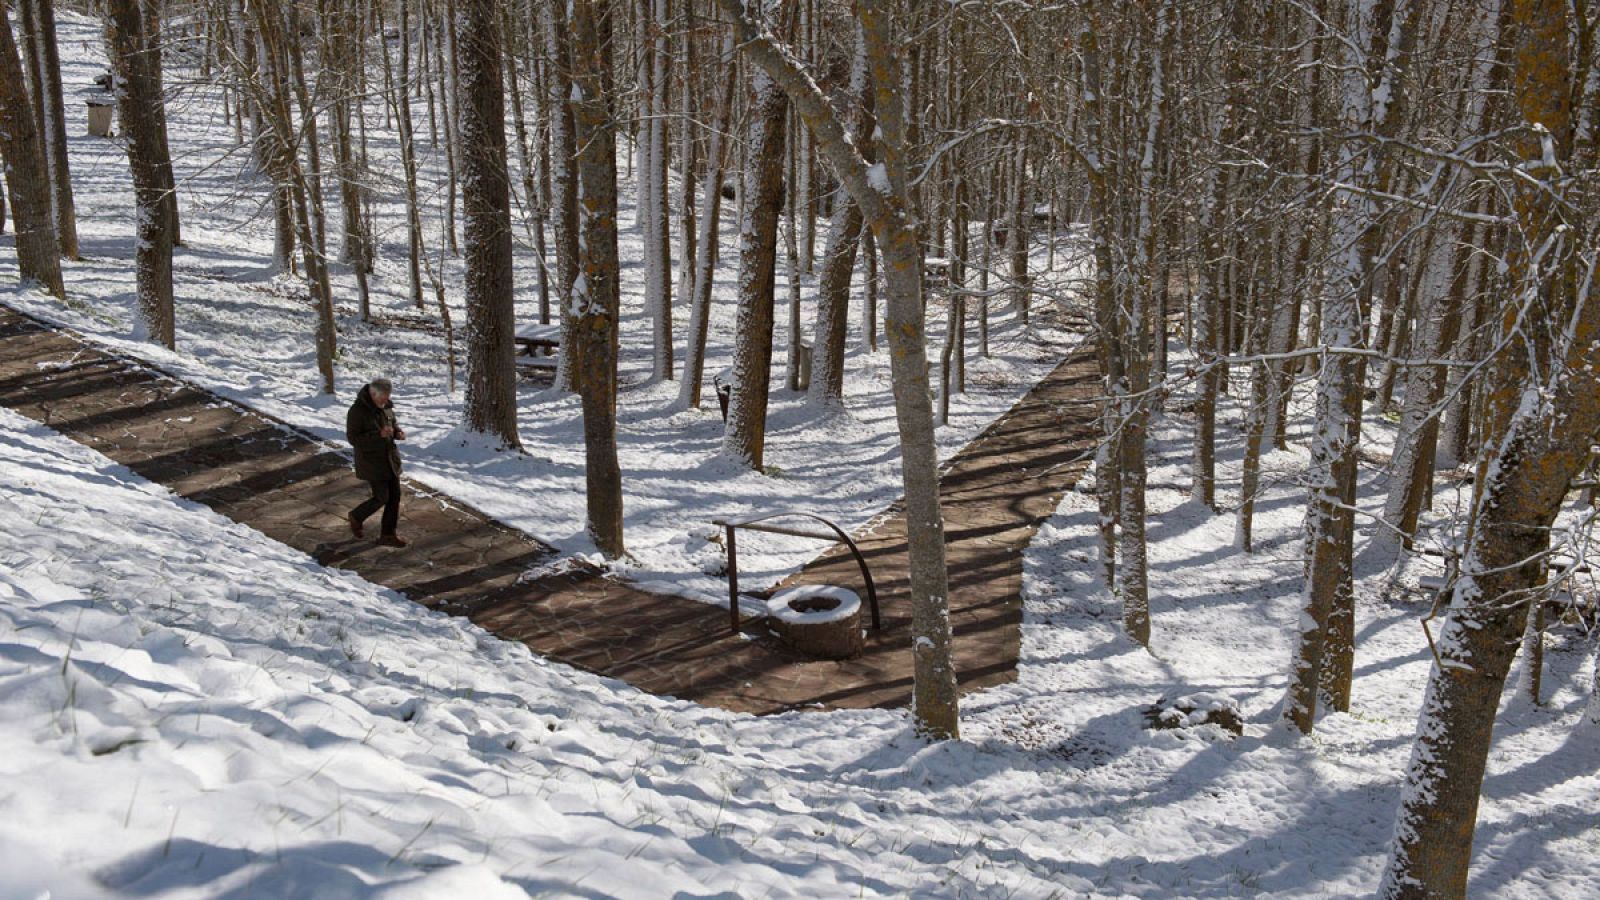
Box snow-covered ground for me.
[3,13,1085,605]
[4,378,1597,897]
[4,12,1598,900]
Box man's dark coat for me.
[346,385,402,482]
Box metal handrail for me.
[713,510,881,635]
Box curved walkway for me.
[0,305,1098,714]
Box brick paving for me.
[0,305,1099,714]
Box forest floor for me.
[1,11,1597,898]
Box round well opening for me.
[788,596,842,615]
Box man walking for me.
[346,377,409,547]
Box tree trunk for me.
[783,145,803,392]
[1008,142,1029,323]
[977,199,989,357]
[1236,352,1270,551]
[950,180,967,395]
[569,0,624,558]
[1380,226,1467,550]
[439,0,461,256]
[284,0,334,341]
[395,0,425,309]
[674,3,697,328]
[0,1,64,298]
[327,0,372,320]
[502,3,547,325]
[1114,0,1169,647]
[1380,0,1504,546]
[542,0,582,393]
[806,23,871,410]
[1284,255,1365,732]
[1191,165,1227,512]
[1440,289,1487,466]
[20,0,77,259]
[862,227,878,352]
[1379,308,1597,897]
[1081,19,1121,591]
[796,0,815,274]
[645,0,673,380]
[722,24,791,470]
[457,0,520,447]
[677,31,736,411]
[105,0,175,349]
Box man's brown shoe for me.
[348,513,364,539]
[376,534,408,548]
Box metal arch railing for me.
[712,510,881,635]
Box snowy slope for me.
[5,388,1597,897]
[0,406,983,898]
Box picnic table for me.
[514,323,561,373]
[515,323,560,354]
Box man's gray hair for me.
[370,377,394,393]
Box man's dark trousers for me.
[352,475,401,535]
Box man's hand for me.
[380,425,394,439]
[394,429,406,441]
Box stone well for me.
[766,585,864,660]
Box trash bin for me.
[796,340,813,392]
[86,97,114,137]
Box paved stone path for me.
[0,305,1098,714]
